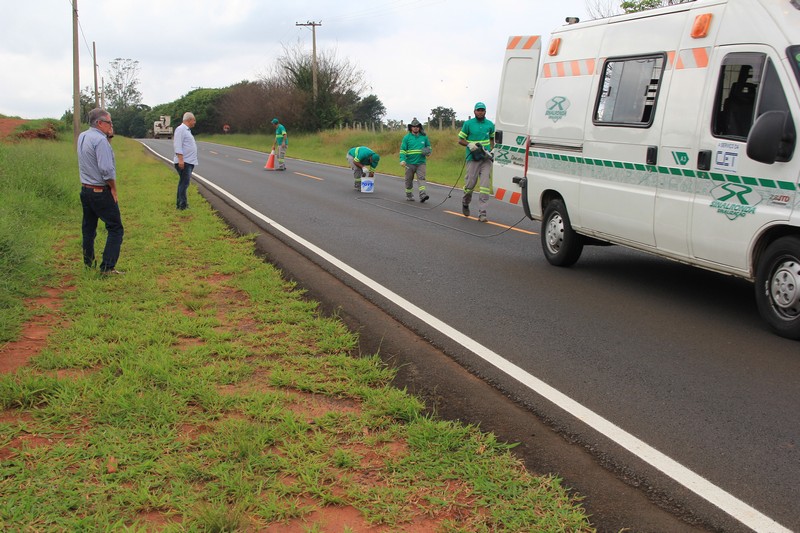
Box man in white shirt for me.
[173,112,198,210]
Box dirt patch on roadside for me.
[0,286,72,374]
[0,117,58,142]
[0,118,26,139]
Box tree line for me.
[64,46,429,138]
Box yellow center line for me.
[238,158,253,163]
[442,210,537,235]
[295,172,323,181]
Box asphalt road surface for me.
[140,139,799,532]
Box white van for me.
[492,0,800,339]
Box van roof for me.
[553,0,799,50]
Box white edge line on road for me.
[140,142,789,533]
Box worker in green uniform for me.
[347,146,380,190]
[458,102,495,222]
[271,118,288,171]
[399,118,432,202]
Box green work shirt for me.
[275,124,287,146]
[458,117,495,161]
[399,132,431,165]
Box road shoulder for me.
[196,180,710,533]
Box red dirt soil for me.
[0,118,26,139]
[0,287,68,374]
[0,117,57,141]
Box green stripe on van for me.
[496,144,797,192]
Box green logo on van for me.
[516,136,527,146]
[672,151,690,165]
[710,183,761,220]
[545,97,570,123]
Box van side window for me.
[594,55,665,126]
[712,53,765,140]
[712,53,795,145]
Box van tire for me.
[541,199,583,267]
[755,236,800,339]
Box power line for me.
[69,0,95,61]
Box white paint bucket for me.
[360,176,375,193]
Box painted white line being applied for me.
[140,142,790,533]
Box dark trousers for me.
[80,188,124,271]
[174,163,194,209]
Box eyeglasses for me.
[99,119,113,125]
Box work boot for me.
[420,193,429,203]
[406,193,415,202]
[462,203,470,217]
[354,180,360,190]
[478,213,488,223]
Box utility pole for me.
[72,0,80,147]
[295,21,321,101]
[93,41,99,108]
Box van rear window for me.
[593,54,665,127]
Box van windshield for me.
[790,46,800,87]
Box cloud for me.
[0,0,587,121]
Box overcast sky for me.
[2,0,590,123]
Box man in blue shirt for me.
[458,102,495,222]
[78,108,124,275]
[173,112,198,210]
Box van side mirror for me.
[746,111,796,164]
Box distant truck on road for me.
[153,116,173,139]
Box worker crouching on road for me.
[347,146,380,190]
[399,118,431,202]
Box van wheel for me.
[755,236,800,340]
[541,199,583,267]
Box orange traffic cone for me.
[264,150,276,170]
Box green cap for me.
[474,102,486,110]
[271,118,279,124]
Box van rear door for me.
[493,36,541,207]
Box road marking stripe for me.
[442,211,536,235]
[295,172,323,181]
[238,158,252,163]
[139,141,790,533]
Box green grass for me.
[0,133,594,531]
